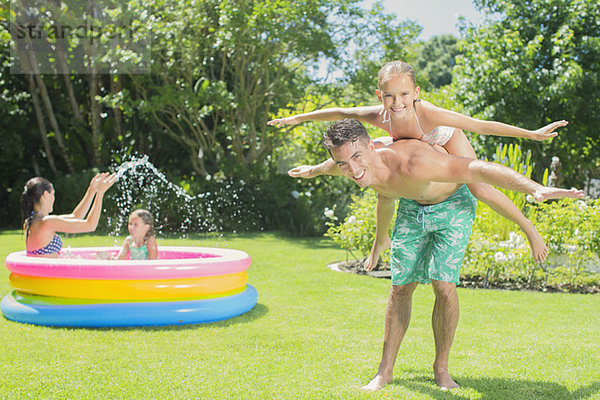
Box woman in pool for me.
[21,173,117,257]
[268,60,566,264]
[114,209,158,260]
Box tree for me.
[412,34,460,91]
[338,1,422,104]
[453,0,600,186]
[125,0,421,177]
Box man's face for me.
[330,140,374,188]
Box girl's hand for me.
[267,116,301,127]
[530,120,568,141]
[97,173,117,193]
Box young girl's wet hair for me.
[131,209,155,241]
[377,60,417,89]
[20,177,52,237]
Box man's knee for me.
[431,280,457,301]
[390,282,418,301]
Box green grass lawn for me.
[1,230,599,399]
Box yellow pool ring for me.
[9,271,247,300]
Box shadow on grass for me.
[389,370,600,400]
[0,230,21,236]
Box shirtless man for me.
[289,119,583,391]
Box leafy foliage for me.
[412,34,460,91]
[454,0,600,186]
[463,198,600,293]
[325,189,389,261]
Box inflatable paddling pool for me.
[1,246,258,327]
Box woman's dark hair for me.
[21,177,52,236]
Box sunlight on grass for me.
[1,231,599,399]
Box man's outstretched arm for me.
[288,138,392,179]
[288,158,342,178]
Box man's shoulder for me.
[379,140,424,172]
[383,139,445,175]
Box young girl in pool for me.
[114,209,158,260]
[268,60,566,264]
[21,173,117,257]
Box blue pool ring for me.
[1,285,258,328]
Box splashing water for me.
[105,153,260,240]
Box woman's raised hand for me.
[97,173,117,193]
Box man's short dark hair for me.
[323,119,371,150]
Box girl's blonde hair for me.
[130,209,155,241]
[377,60,417,89]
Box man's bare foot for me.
[524,226,548,263]
[533,187,584,202]
[434,370,459,391]
[360,374,392,391]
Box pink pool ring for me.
[5,246,251,280]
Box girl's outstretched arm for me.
[421,101,567,141]
[267,106,381,127]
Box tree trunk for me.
[21,65,58,174]
[111,74,123,139]
[27,51,76,173]
[26,75,58,174]
[56,35,95,167]
[89,72,102,166]
[53,22,84,123]
[13,42,58,174]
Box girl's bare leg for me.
[467,182,547,262]
[444,130,547,262]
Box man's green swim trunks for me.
[390,184,477,285]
